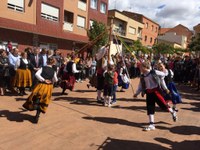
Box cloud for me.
[108,0,200,30]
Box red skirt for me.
[60,72,75,91]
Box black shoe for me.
[173,107,178,112]
[97,97,104,104]
[87,84,90,89]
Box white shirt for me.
[8,52,20,67]
[63,61,80,73]
[15,58,28,70]
[35,66,58,83]
[135,69,167,95]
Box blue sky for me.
[108,0,200,30]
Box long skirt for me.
[167,82,182,104]
[13,69,32,87]
[23,83,53,113]
[60,72,75,91]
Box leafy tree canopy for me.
[152,43,174,54]
[188,33,200,51]
[87,21,108,54]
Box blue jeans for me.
[112,84,118,102]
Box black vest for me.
[66,61,74,74]
[164,69,173,85]
[41,66,55,80]
[19,58,29,70]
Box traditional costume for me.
[13,58,32,95]
[60,59,80,94]
[23,65,58,123]
[134,62,178,131]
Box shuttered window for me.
[7,0,24,12]
[41,3,59,22]
[77,16,85,28]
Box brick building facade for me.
[0,0,108,55]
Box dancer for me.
[23,57,58,123]
[134,60,178,131]
[160,63,182,111]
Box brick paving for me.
[0,78,200,150]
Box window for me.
[78,0,87,11]
[155,27,158,32]
[144,35,147,42]
[113,39,121,45]
[129,27,136,35]
[146,23,148,29]
[41,3,59,22]
[150,37,153,43]
[64,11,74,31]
[64,11,74,23]
[151,25,154,31]
[90,0,98,10]
[77,16,86,28]
[7,0,24,12]
[100,3,106,14]
[89,20,94,28]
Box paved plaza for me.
[0,78,200,150]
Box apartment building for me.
[158,24,193,49]
[0,0,107,54]
[88,0,108,28]
[122,11,160,48]
[158,32,187,49]
[108,10,144,55]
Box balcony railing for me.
[113,28,126,36]
[78,1,86,11]
[63,22,73,32]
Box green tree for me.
[130,40,150,55]
[87,21,108,55]
[152,43,174,55]
[188,33,200,51]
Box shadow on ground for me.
[0,109,35,123]
[155,137,200,150]
[156,125,200,135]
[177,84,200,101]
[83,116,171,129]
[97,137,170,150]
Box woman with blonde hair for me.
[13,52,32,96]
[23,57,58,123]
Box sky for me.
[108,0,200,30]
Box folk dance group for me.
[1,46,181,129]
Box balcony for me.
[113,28,126,36]
[78,1,86,11]
[63,22,73,32]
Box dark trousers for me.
[146,88,168,115]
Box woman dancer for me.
[23,57,58,123]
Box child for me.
[134,61,178,131]
[103,64,114,107]
[112,67,118,104]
